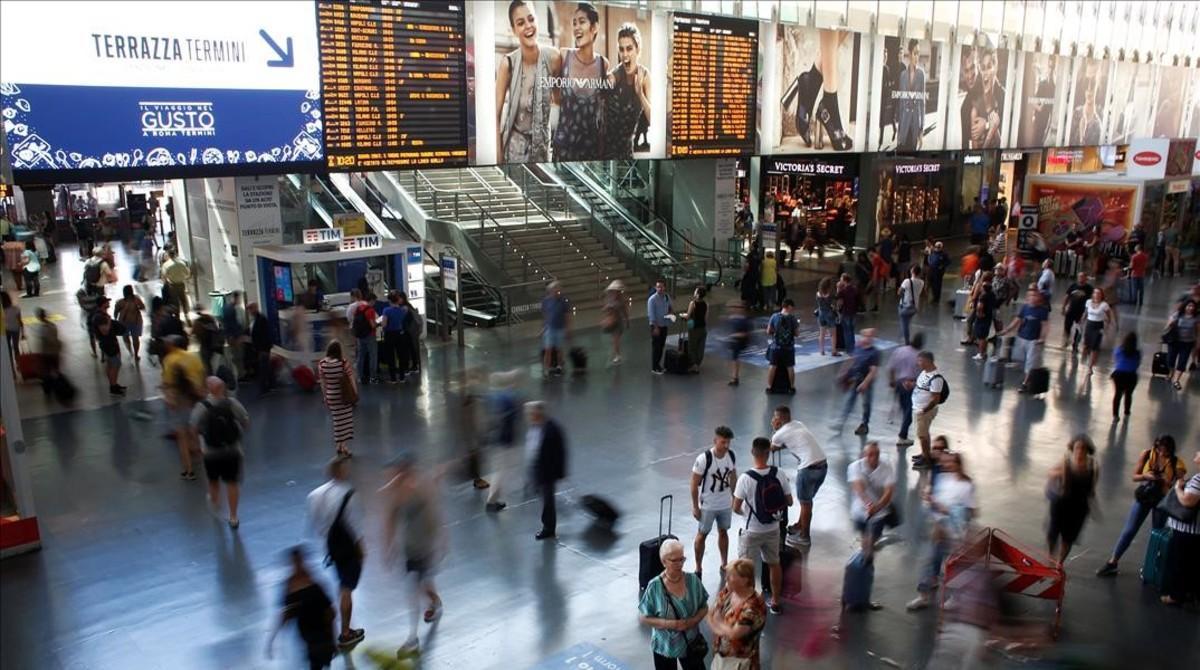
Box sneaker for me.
[651,368,665,375]
[612,355,622,365]
[1095,561,1119,577]
[853,423,869,436]
[728,378,740,386]
[397,637,420,657]
[109,385,125,395]
[485,501,507,513]
[338,628,366,649]
[972,353,985,361]
[897,438,914,447]
[905,595,931,611]
[768,601,783,615]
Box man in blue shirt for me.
[647,280,672,374]
[541,281,570,377]
[925,241,949,304]
[967,201,990,245]
[1001,289,1050,392]
[836,328,881,436]
[766,299,798,393]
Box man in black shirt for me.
[92,297,127,394]
[1060,272,1093,353]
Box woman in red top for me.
[868,249,890,311]
[707,558,767,669]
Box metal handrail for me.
[467,167,500,195]
[519,176,606,297]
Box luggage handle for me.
[659,494,673,538]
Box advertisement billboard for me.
[1012,52,1070,149]
[1106,61,1155,145]
[1027,178,1139,247]
[871,36,947,152]
[946,45,1010,150]
[1063,58,1111,147]
[0,1,322,181]
[769,26,864,154]
[1153,66,1189,139]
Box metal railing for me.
[511,165,608,297]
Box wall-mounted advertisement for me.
[1063,58,1111,147]
[0,1,322,181]
[767,27,865,154]
[1152,66,1189,139]
[946,45,1010,150]
[1027,178,1139,247]
[479,0,660,164]
[871,36,947,152]
[1106,61,1156,145]
[1183,69,1200,139]
[1011,52,1069,149]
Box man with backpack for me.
[766,298,798,393]
[190,376,249,528]
[911,351,948,470]
[82,247,114,296]
[690,425,737,581]
[733,437,794,614]
[349,291,378,386]
[306,454,367,650]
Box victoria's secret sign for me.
[894,163,942,174]
[767,159,847,176]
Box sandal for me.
[423,602,442,623]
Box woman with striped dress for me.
[318,341,357,457]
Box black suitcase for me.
[580,494,620,528]
[48,374,77,404]
[638,495,677,595]
[1027,367,1050,395]
[664,348,690,374]
[569,347,587,372]
[834,320,846,351]
[1152,347,1170,377]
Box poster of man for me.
[1013,52,1068,149]
[948,45,1009,150]
[874,36,944,152]
[1065,58,1110,147]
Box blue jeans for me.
[1130,276,1145,306]
[899,305,916,345]
[356,336,377,382]
[896,384,914,439]
[841,315,856,353]
[1110,499,1166,561]
[841,382,873,427]
[918,537,949,592]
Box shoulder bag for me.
[339,361,359,405]
[664,576,709,661]
[1157,484,1198,524]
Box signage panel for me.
[669,12,757,157]
[1125,138,1170,179]
[0,1,322,179]
[339,234,382,252]
[303,227,343,244]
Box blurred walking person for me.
[906,451,977,611]
[486,370,523,512]
[1045,435,1099,564]
[266,548,337,670]
[192,376,249,529]
[1109,332,1141,421]
[306,455,366,650]
[113,284,145,363]
[528,401,567,540]
[380,454,445,655]
[601,280,629,366]
[161,334,205,480]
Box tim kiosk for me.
[253,229,425,364]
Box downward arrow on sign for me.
[259,29,294,68]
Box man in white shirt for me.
[1036,259,1055,302]
[911,351,946,470]
[847,442,897,558]
[690,426,737,580]
[306,455,366,648]
[769,405,826,546]
[734,438,794,614]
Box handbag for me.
[664,577,709,661]
[339,363,359,405]
[1157,485,1198,524]
[1134,480,1166,507]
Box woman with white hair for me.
[637,539,709,669]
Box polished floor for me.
[2,248,1198,670]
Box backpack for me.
[83,259,102,284]
[772,314,797,347]
[930,373,950,404]
[746,466,788,525]
[201,399,241,448]
[326,490,360,563]
[352,306,371,338]
[701,449,736,491]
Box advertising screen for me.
[669,12,757,157]
[1062,58,1110,147]
[1012,52,1070,149]
[482,1,660,164]
[872,36,945,152]
[318,0,469,170]
[0,1,322,181]
[946,45,1010,150]
[1153,66,1189,139]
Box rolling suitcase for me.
[638,495,677,596]
[664,348,690,374]
[983,356,1005,388]
[568,347,588,372]
[292,364,317,391]
[842,551,875,610]
[1026,367,1050,396]
[953,288,970,320]
[998,336,1016,362]
[1140,527,1172,589]
[1151,346,1171,377]
[580,494,620,529]
[16,352,42,380]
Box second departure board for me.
[669,12,757,157]
[318,0,468,170]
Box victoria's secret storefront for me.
[861,154,958,245]
[760,156,860,247]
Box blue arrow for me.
[259,29,294,68]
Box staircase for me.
[410,167,558,226]
[556,166,676,270]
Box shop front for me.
[862,154,957,246]
[958,149,1000,209]
[999,149,1043,211]
[760,155,860,252]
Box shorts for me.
[122,322,143,338]
[542,327,565,350]
[333,555,363,590]
[203,450,242,483]
[795,463,828,503]
[972,317,993,340]
[737,528,780,565]
[103,352,121,371]
[770,345,795,368]
[1011,337,1042,373]
[1083,320,1104,351]
[405,554,436,580]
[170,403,194,430]
[698,508,732,534]
[915,406,939,439]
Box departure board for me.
[317,0,468,170]
[669,12,757,157]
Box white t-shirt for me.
[770,420,826,470]
[900,277,925,310]
[692,449,736,511]
[912,369,945,413]
[1037,268,1055,295]
[1084,299,1109,323]
[932,476,977,513]
[847,458,896,522]
[734,467,792,534]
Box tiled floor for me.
[2,248,1198,669]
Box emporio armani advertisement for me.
[1063,58,1111,147]
[1012,52,1069,149]
[946,44,1010,150]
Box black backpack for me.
[747,466,788,525]
[83,259,102,284]
[931,373,950,404]
[352,307,371,338]
[201,399,241,448]
[326,490,360,563]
